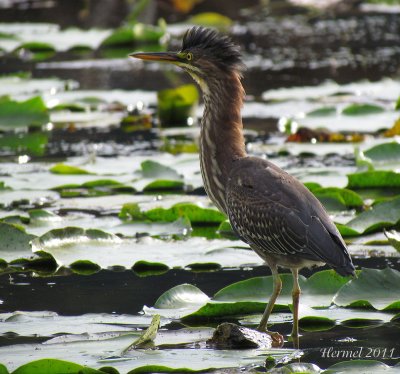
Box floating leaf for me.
[306,106,336,117]
[143,179,184,192]
[158,84,199,127]
[49,163,91,175]
[101,23,163,47]
[0,222,35,262]
[11,358,101,374]
[0,96,49,128]
[31,227,121,252]
[324,360,392,373]
[313,187,364,209]
[143,203,226,224]
[154,284,210,309]
[152,270,350,322]
[187,12,233,29]
[347,171,400,188]
[342,103,385,115]
[344,196,400,234]
[140,160,181,179]
[384,230,400,252]
[53,179,135,197]
[0,131,48,156]
[333,267,400,310]
[363,142,400,162]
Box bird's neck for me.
[199,72,247,214]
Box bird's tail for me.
[333,262,356,278]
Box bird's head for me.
[130,27,244,88]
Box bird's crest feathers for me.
[181,27,245,73]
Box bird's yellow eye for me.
[186,52,193,61]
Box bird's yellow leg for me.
[257,265,283,344]
[290,268,301,344]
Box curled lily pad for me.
[384,230,400,252]
[140,160,181,180]
[0,222,35,262]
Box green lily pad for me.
[187,12,233,29]
[347,171,400,189]
[149,270,351,321]
[364,142,400,162]
[101,23,164,48]
[11,359,102,374]
[313,187,364,209]
[49,163,92,175]
[122,202,226,225]
[53,179,136,197]
[306,106,336,117]
[158,84,199,127]
[324,360,392,374]
[342,103,385,115]
[143,179,184,192]
[0,96,49,128]
[333,267,400,310]
[0,131,49,157]
[128,365,202,373]
[30,230,260,270]
[140,160,181,180]
[0,222,35,262]
[344,196,400,234]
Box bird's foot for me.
[257,328,284,347]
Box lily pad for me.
[140,160,181,180]
[148,270,351,321]
[50,164,92,175]
[333,267,400,310]
[158,84,199,127]
[187,12,233,29]
[344,196,400,234]
[342,103,385,115]
[363,142,400,162]
[0,131,49,157]
[0,222,35,262]
[11,359,102,374]
[347,171,400,189]
[384,230,400,252]
[313,187,364,209]
[121,202,226,225]
[0,96,49,128]
[30,230,262,270]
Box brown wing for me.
[226,157,355,276]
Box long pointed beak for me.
[129,52,180,63]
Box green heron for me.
[131,27,355,343]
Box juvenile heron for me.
[131,27,355,342]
